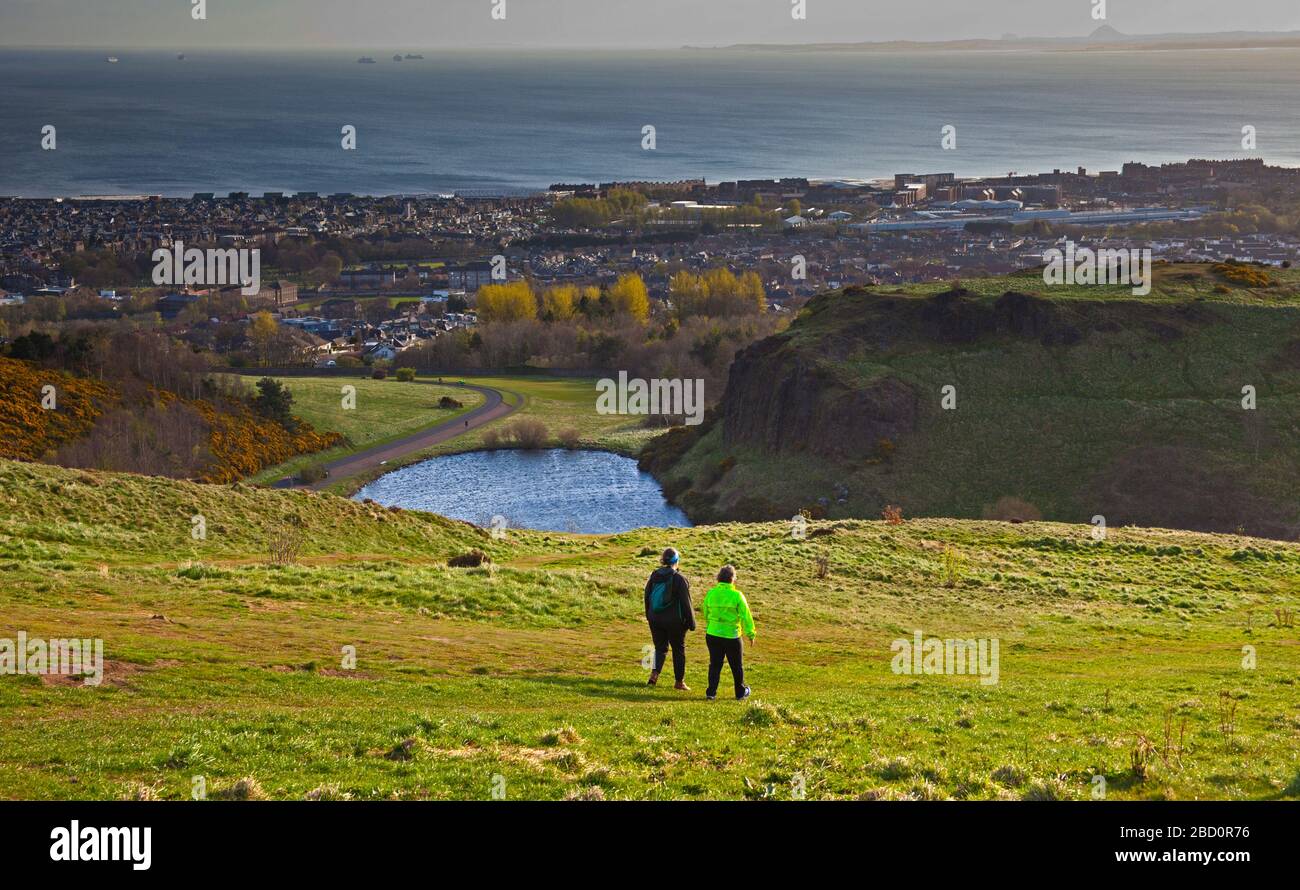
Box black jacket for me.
[643,567,696,631]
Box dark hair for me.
[661,547,679,566]
[717,564,735,583]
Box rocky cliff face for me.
[718,288,1069,459]
[721,344,918,459]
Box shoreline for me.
[6,150,1298,202]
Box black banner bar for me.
[0,801,1283,876]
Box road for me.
[273,381,517,492]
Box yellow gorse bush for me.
[0,357,118,460]
[1,357,340,481]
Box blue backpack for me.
[649,573,677,614]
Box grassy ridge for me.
[1,458,1297,801]
[903,263,1300,305]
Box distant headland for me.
[689,25,1300,54]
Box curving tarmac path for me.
[273,380,517,492]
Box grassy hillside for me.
[646,263,1300,539]
[243,376,483,484]
[1,458,1297,801]
[0,357,341,484]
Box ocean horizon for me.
[3,46,1299,197]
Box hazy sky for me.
[2,0,1298,49]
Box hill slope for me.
[1,458,1297,801]
[645,265,1300,539]
[0,357,342,483]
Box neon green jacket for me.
[701,582,756,640]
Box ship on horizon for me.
[357,56,377,64]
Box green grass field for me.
[2,458,1297,801]
[242,376,482,485]
[291,295,426,312]
[441,374,657,452]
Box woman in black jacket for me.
[643,547,696,690]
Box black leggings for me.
[705,634,745,698]
[650,623,687,683]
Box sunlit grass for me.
[1,458,1297,801]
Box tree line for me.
[474,268,766,326]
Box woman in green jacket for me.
[700,565,755,700]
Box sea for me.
[2,46,1298,197]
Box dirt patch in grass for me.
[501,746,586,772]
[40,659,149,688]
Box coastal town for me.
[3,157,1298,366]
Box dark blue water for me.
[3,47,1299,196]
[353,449,692,534]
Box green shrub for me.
[503,419,549,449]
[298,464,330,484]
[448,550,491,568]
